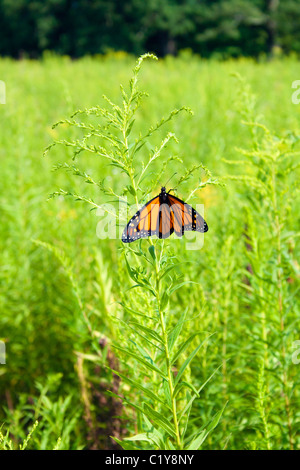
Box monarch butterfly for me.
[122,187,208,243]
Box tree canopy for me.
[0,0,299,58]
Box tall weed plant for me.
[44,54,224,450]
[223,74,300,449]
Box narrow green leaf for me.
[118,302,156,321]
[178,364,222,423]
[142,404,176,438]
[112,344,167,378]
[187,402,227,449]
[148,245,156,261]
[126,119,135,137]
[162,378,172,409]
[172,333,214,368]
[206,403,228,433]
[186,431,207,450]
[167,308,188,352]
[125,432,161,448]
[169,281,201,295]
[174,342,203,386]
[128,321,164,344]
[112,437,141,450]
[173,380,199,399]
[110,368,167,407]
[160,291,169,311]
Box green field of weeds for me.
[0,53,299,450]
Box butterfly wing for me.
[122,195,161,243]
[167,194,208,235]
[158,203,175,239]
[122,191,208,243]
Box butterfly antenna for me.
[165,172,177,188]
[165,172,178,193]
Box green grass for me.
[0,52,299,450]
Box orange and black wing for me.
[122,196,161,243]
[122,192,208,243]
[167,194,208,236]
[158,202,175,239]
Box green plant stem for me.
[257,360,271,450]
[271,161,294,450]
[122,95,140,209]
[259,283,271,450]
[152,241,182,449]
[123,87,182,447]
[222,293,229,400]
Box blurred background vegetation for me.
[0,0,300,451]
[0,0,300,59]
[0,54,299,449]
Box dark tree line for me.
[0,0,300,58]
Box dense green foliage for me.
[0,53,299,449]
[1,0,300,58]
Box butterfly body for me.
[122,187,208,243]
[159,186,168,203]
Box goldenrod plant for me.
[0,53,299,450]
